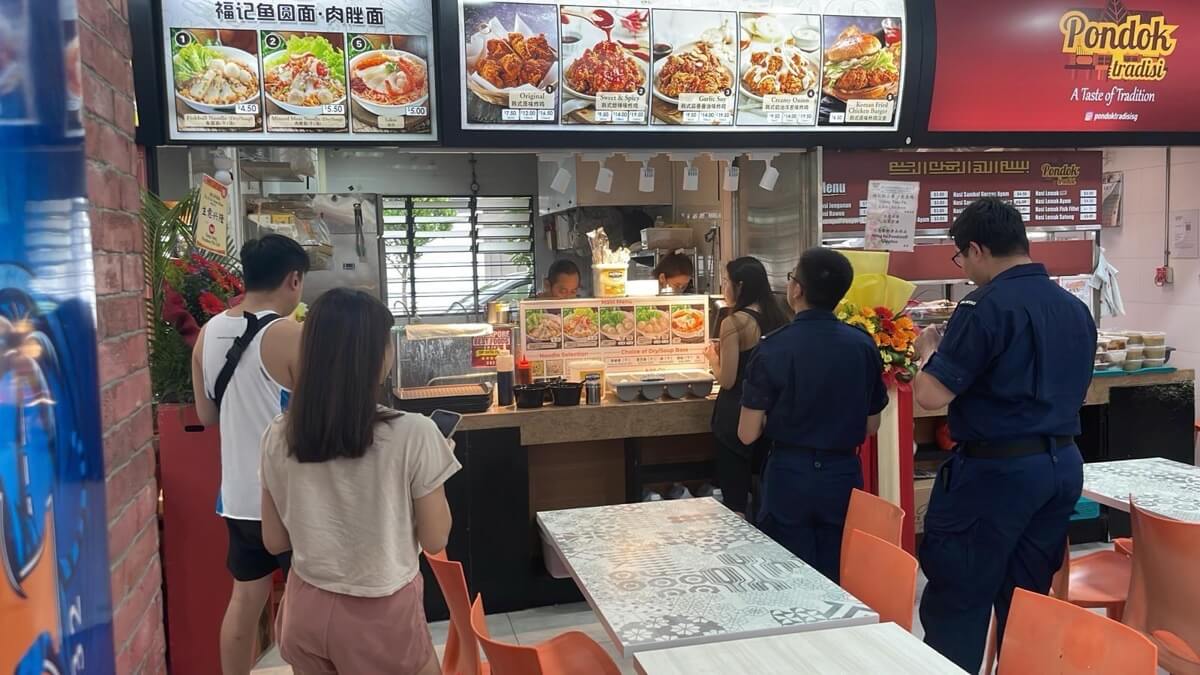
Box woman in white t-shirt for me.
[260,288,460,675]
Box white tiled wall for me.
[1101,146,1200,428]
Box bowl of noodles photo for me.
[525,310,563,342]
[635,307,670,339]
[173,44,260,114]
[598,309,634,341]
[263,35,347,116]
[670,307,705,342]
[349,49,429,117]
[562,308,599,342]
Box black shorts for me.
[225,517,292,582]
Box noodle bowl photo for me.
[349,50,429,116]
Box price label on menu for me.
[846,99,895,124]
[406,106,428,117]
[509,90,555,109]
[235,103,259,115]
[323,103,347,115]
[678,93,732,112]
[596,92,646,112]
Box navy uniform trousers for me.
[919,441,1084,672]
[757,448,863,584]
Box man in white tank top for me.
[190,234,308,675]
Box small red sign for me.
[471,328,512,368]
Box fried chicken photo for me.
[565,41,645,96]
[822,24,900,100]
[656,43,732,98]
[473,31,558,91]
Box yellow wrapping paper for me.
[839,251,916,314]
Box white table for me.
[1082,457,1200,522]
[634,622,966,675]
[537,498,878,657]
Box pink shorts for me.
[277,573,435,674]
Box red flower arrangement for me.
[161,253,244,347]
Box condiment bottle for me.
[585,374,602,406]
[496,348,515,407]
[516,356,533,385]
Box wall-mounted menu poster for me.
[519,295,708,377]
[457,0,906,132]
[162,0,436,141]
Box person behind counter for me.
[261,288,460,675]
[737,247,888,583]
[537,259,581,299]
[705,257,789,519]
[912,197,1096,672]
[654,252,694,294]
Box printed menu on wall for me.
[161,0,436,142]
[456,0,906,133]
[519,296,708,378]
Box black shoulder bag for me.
[212,312,281,409]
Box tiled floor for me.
[251,542,1123,675]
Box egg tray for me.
[608,370,715,402]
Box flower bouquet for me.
[836,302,918,386]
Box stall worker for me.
[737,247,888,583]
[913,197,1097,673]
[654,252,694,294]
[537,259,581,299]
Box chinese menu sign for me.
[195,174,230,255]
[865,180,919,252]
[929,0,1198,133]
[456,0,907,132]
[161,0,436,142]
[823,150,1104,233]
[519,295,708,378]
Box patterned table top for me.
[1082,457,1200,522]
[537,498,878,657]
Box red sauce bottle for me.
[516,356,533,385]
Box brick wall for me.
[78,0,168,670]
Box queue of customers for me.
[196,196,1095,674]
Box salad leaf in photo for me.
[174,42,217,82]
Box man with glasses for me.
[737,247,888,583]
[913,197,1097,672]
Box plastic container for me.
[593,263,628,298]
[1123,359,1144,372]
[551,382,583,406]
[496,348,515,407]
[1103,350,1126,365]
[1142,331,1166,346]
[514,384,546,409]
[1144,345,1167,359]
[1123,331,1144,345]
[568,360,606,393]
[1125,344,1144,360]
[1144,357,1167,368]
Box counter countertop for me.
[458,369,1194,445]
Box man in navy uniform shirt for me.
[914,197,1097,672]
[739,247,888,583]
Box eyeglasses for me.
[787,271,797,283]
[951,249,966,269]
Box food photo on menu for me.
[560,6,650,125]
[735,12,821,127]
[346,33,431,134]
[818,14,902,127]
[463,1,559,124]
[649,9,736,126]
[170,28,263,132]
[525,308,563,349]
[562,306,600,346]
[599,306,635,347]
[635,305,671,345]
[670,304,705,344]
[260,31,349,133]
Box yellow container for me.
[593,263,628,298]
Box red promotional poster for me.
[822,150,1103,232]
[929,0,1196,132]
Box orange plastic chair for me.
[1113,537,1134,557]
[840,529,918,631]
[999,588,1157,674]
[1053,540,1132,621]
[1125,502,1200,675]
[425,551,489,675]
[839,488,905,582]
[469,596,620,675]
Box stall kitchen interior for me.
[65,0,1200,672]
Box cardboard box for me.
[914,477,936,534]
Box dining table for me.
[1081,456,1200,522]
[633,621,966,675]
[536,497,878,657]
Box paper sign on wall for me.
[865,180,919,252]
[195,175,229,255]
[1171,209,1199,260]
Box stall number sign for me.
[195,175,229,255]
[865,180,919,252]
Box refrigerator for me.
[244,193,384,305]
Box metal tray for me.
[393,383,493,415]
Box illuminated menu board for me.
[456,0,907,132]
[162,0,436,141]
[822,151,1104,233]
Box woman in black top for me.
[705,257,789,518]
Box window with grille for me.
[381,195,535,318]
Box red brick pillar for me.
[79,0,167,671]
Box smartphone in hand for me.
[430,409,463,439]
